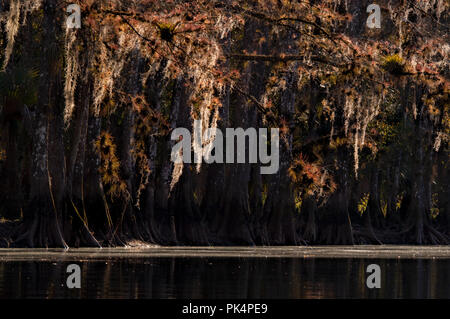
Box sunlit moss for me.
[395,193,404,211]
[431,193,439,219]
[95,131,128,199]
[294,191,302,211]
[156,22,177,42]
[381,54,406,75]
[357,193,370,216]
[381,201,388,218]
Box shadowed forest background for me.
[0,0,448,247]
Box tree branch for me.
[228,54,345,68]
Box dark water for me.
[0,257,449,299]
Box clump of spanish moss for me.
[156,22,178,42]
[381,54,406,75]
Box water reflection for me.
[0,258,448,299]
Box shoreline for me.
[1,246,450,261]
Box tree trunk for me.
[14,0,67,248]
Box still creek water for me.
[0,246,449,299]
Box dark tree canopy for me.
[0,0,449,247]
